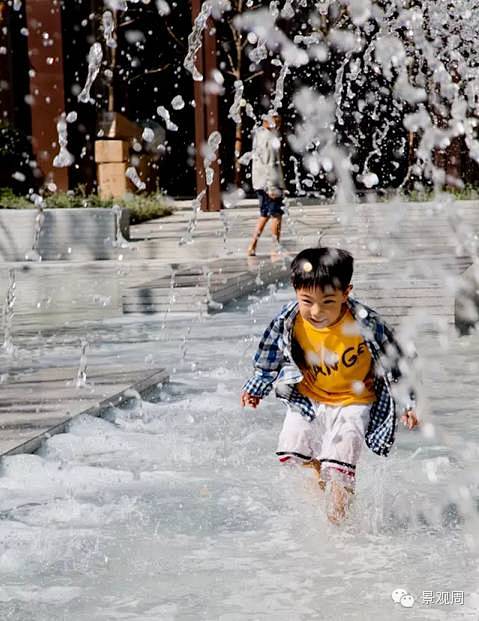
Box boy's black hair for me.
[290,247,354,291]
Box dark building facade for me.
[1,1,477,207]
[1,1,220,204]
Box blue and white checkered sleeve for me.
[242,313,286,398]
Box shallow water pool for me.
[1,286,479,620]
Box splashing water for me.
[203,267,223,311]
[223,1,479,196]
[249,35,268,64]
[183,1,232,81]
[179,189,206,246]
[171,94,185,110]
[105,0,127,10]
[271,62,289,112]
[228,80,244,124]
[141,127,155,143]
[78,43,103,104]
[183,1,213,82]
[234,8,308,67]
[160,270,176,334]
[289,88,355,216]
[75,339,88,388]
[180,324,192,362]
[156,0,171,16]
[24,194,44,262]
[203,130,222,187]
[112,205,130,249]
[222,187,245,209]
[245,101,256,121]
[281,0,295,19]
[102,11,117,49]
[1,284,479,618]
[2,269,16,355]
[125,166,146,191]
[3,3,479,618]
[255,260,264,286]
[290,155,304,196]
[156,106,178,132]
[53,114,74,168]
[219,208,229,254]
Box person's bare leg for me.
[304,462,354,523]
[302,459,326,490]
[248,216,269,255]
[326,481,354,525]
[270,215,282,245]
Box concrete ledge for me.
[0,207,130,262]
[122,256,290,314]
[0,366,168,457]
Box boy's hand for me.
[400,409,419,430]
[240,391,261,409]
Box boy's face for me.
[295,284,352,328]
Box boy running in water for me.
[241,247,419,524]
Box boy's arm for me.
[242,313,286,399]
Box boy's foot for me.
[247,244,256,256]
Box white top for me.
[251,126,285,193]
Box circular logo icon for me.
[391,589,415,608]
[400,594,415,608]
[392,588,408,603]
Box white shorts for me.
[276,403,372,488]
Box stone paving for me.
[0,197,478,457]
[0,366,168,456]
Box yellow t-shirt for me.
[293,309,376,405]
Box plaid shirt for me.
[243,298,415,457]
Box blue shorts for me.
[257,190,284,218]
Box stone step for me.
[0,366,168,456]
[122,256,289,314]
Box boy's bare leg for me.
[248,216,269,255]
[302,459,326,489]
[303,461,354,524]
[326,481,354,525]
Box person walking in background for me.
[247,113,286,257]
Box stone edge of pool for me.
[0,368,169,459]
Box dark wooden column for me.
[191,0,221,211]
[25,0,68,190]
[0,3,14,121]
